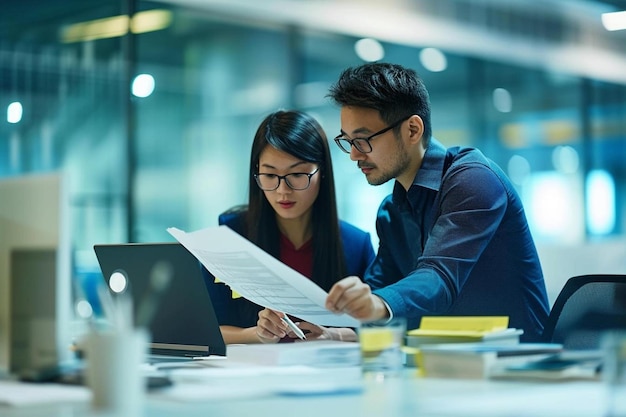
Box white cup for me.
[85,328,148,417]
[604,331,626,417]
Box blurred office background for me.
[1,0,626,304]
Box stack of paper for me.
[406,316,523,347]
[225,341,361,368]
[160,362,364,400]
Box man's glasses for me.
[254,167,319,191]
[334,116,410,154]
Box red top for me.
[279,234,313,342]
[279,233,313,279]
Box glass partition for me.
[1,0,625,282]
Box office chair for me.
[541,274,626,350]
[218,204,247,226]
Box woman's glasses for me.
[254,167,319,191]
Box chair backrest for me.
[218,204,248,226]
[542,274,626,349]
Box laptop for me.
[93,242,226,361]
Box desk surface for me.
[0,371,609,417]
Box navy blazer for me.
[201,209,375,328]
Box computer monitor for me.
[0,172,72,376]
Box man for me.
[324,62,549,342]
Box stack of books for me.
[406,316,540,376]
[416,342,564,379]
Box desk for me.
[0,372,608,417]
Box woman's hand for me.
[291,321,330,341]
[255,308,288,343]
[292,322,357,342]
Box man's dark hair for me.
[328,62,432,146]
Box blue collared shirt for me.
[365,138,549,342]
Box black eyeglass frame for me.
[333,116,411,154]
[253,167,320,191]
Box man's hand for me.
[325,276,389,322]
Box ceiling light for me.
[61,9,172,43]
[601,11,626,31]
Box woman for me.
[202,110,375,344]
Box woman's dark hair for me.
[327,62,432,147]
[245,110,346,291]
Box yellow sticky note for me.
[360,328,395,352]
[214,277,241,299]
[408,316,510,337]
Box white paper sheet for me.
[155,365,363,402]
[0,380,90,406]
[167,226,360,328]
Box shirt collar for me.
[414,137,447,191]
[392,137,447,200]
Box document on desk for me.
[167,226,360,327]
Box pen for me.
[282,315,306,340]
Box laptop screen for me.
[93,242,226,358]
